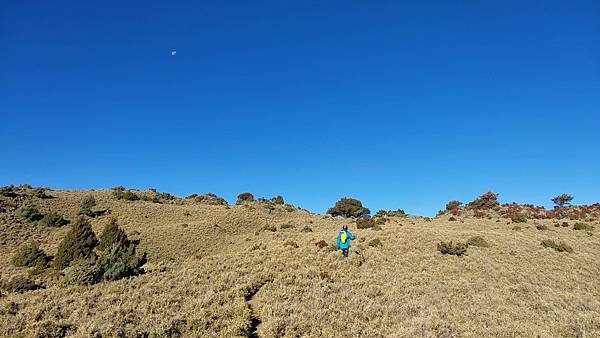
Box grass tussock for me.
[437,241,468,256]
[466,236,489,247]
[541,239,573,253]
[573,222,593,231]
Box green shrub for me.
[78,195,97,216]
[301,226,313,233]
[511,213,528,223]
[122,190,140,201]
[356,217,375,229]
[279,223,295,230]
[194,193,228,206]
[14,203,43,222]
[98,218,129,250]
[53,217,99,270]
[536,224,549,231]
[36,321,73,338]
[552,194,574,208]
[283,240,299,249]
[12,242,50,268]
[541,239,573,253]
[374,209,405,217]
[97,244,147,281]
[1,276,42,293]
[368,238,382,247]
[466,236,489,247]
[372,225,382,231]
[437,241,467,256]
[113,189,140,201]
[574,222,593,231]
[236,192,254,205]
[261,224,277,232]
[327,198,370,218]
[38,212,69,227]
[271,195,284,205]
[62,258,103,285]
[445,200,462,211]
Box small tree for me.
[271,195,284,205]
[12,241,50,268]
[98,218,129,250]
[327,198,370,218]
[53,217,99,270]
[552,194,574,208]
[445,200,462,211]
[236,192,255,205]
[78,195,97,216]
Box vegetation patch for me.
[236,192,255,205]
[327,198,370,218]
[511,213,528,223]
[12,241,51,268]
[448,216,457,222]
[368,238,382,248]
[314,240,328,249]
[573,222,593,231]
[374,209,405,217]
[38,212,69,227]
[467,192,499,210]
[356,217,375,229]
[541,239,573,253]
[271,195,284,205]
[53,217,99,270]
[300,226,313,233]
[1,276,42,294]
[437,241,468,256]
[536,224,549,231]
[466,236,489,247]
[260,224,277,232]
[279,223,294,230]
[283,240,299,249]
[193,193,228,206]
[14,203,43,222]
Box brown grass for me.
[0,189,599,336]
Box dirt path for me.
[245,286,264,337]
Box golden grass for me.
[1,189,600,336]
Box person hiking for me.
[337,225,356,257]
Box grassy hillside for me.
[1,186,599,337]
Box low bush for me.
[512,225,522,231]
[374,217,387,225]
[466,236,489,247]
[511,213,528,223]
[356,217,375,229]
[98,218,129,250]
[78,195,97,216]
[448,216,457,222]
[53,217,99,270]
[12,242,51,268]
[97,243,147,281]
[14,203,43,222]
[374,209,405,217]
[261,224,277,232]
[541,239,573,253]
[62,258,103,285]
[368,238,382,247]
[327,198,370,218]
[283,240,299,249]
[38,212,69,227]
[445,200,462,211]
[1,276,42,293]
[300,226,313,233]
[194,193,228,206]
[271,195,284,205]
[437,241,468,256]
[113,189,140,201]
[574,222,593,231]
[236,192,254,205]
[279,223,294,230]
[372,225,382,231]
[536,224,549,231]
[468,192,499,210]
[315,240,328,249]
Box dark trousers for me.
[342,248,349,257]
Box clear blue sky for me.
[1,1,599,216]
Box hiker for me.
[337,225,356,257]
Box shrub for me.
[574,222,593,231]
[445,200,462,211]
[1,276,42,293]
[271,195,284,205]
[98,218,129,250]
[327,198,370,218]
[53,217,99,270]
[12,242,50,268]
[62,258,103,285]
[466,236,489,247]
[279,223,294,230]
[38,212,69,227]
[194,193,228,206]
[374,217,387,225]
[536,224,549,231]
[437,241,468,256]
[541,239,573,253]
[78,195,97,216]
[512,225,522,231]
[368,239,382,248]
[14,203,43,222]
[448,216,457,222]
[122,190,140,201]
[511,213,528,223]
[301,226,313,233]
[561,222,570,227]
[261,224,277,232]
[356,217,375,229]
[236,192,255,205]
[113,189,139,201]
[97,243,147,281]
[374,209,405,217]
[552,194,574,208]
[372,225,382,231]
[315,240,328,249]
[468,192,499,210]
[283,240,299,249]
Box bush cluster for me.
[53,217,99,270]
[14,203,43,222]
[327,198,370,218]
[38,212,69,227]
[437,241,468,256]
[1,276,42,294]
[573,222,593,231]
[12,242,51,268]
[374,209,405,217]
[467,192,499,210]
[445,200,462,211]
[510,213,528,223]
[192,193,228,206]
[356,217,375,229]
[236,192,255,205]
[541,239,573,253]
[368,238,382,247]
[112,187,140,201]
[78,195,97,216]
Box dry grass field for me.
[1,186,599,337]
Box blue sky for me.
[1,1,599,215]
